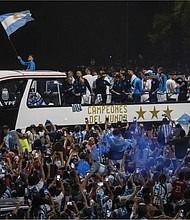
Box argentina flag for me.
[0,10,34,36]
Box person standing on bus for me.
[83,67,96,91]
[17,55,36,71]
[120,70,131,103]
[141,72,151,102]
[156,67,167,102]
[176,76,188,102]
[64,76,75,104]
[74,77,93,104]
[67,70,75,83]
[128,68,143,103]
[149,72,159,103]
[83,67,96,104]
[74,71,93,104]
[111,72,123,104]
[94,71,111,104]
[166,72,179,102]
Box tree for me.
[148,1,190,66]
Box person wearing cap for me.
[146,69,153,76]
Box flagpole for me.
[8,36,19,57]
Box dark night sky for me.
[0,1,172,71]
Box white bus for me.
[0,70,190,138]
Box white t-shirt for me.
[28,180,44,191]
[53,191,64,212]
[166,79,178,99]
[83,74,97,90]
[142,79,151,93]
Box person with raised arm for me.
[17,54,36,71]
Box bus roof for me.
[0,70,67,80]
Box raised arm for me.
[17,56,29,66]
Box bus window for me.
[27,79,63,107]
[0,79,27,108]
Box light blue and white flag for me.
[0,10,34,36]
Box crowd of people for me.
[60,66,190,105]
[15,54,190,106]
[0,115,190,219]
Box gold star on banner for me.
[163,106,173,118]
[136,106,146,120]
[150,106,160,119]
[13,15,19,20]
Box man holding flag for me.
[17,55,36,71]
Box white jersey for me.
[166,79,178,100]
[83,74,97,90]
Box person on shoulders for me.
[17,54,36,71]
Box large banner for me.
[16,102,190,130]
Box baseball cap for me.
[3,125,9,129]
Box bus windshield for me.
[27,78,65,107]
[0,79,27,108]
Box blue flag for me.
[0,10,34,36]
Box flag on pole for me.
[0,10,34,37]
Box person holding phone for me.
[48,176,65,213]
[62,127,74,154]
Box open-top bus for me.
[0,70,190,139]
